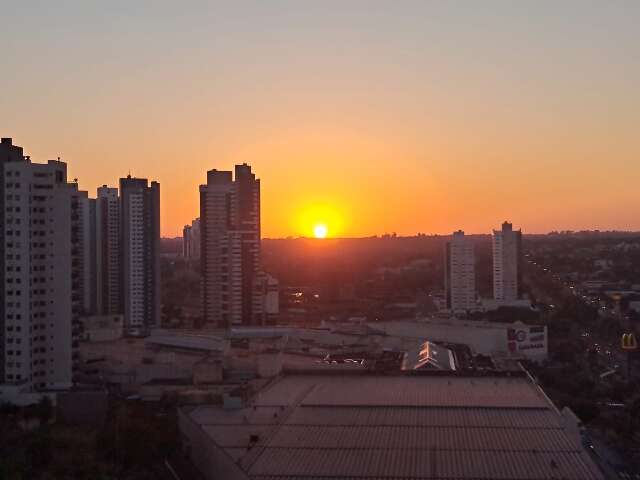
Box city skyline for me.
[3,3,640,477]
[6,136,640,240]
[2,2,640,237]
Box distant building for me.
[376,319,548,362]
[200,164,267,328]
[69,188,97,318]
[256,272,280,324]
[444,230,476,314]
[80,314,124,342]
[182,217,201,260]
[493,221,522,302]
[0,138,79,390]
[120,176,161,334]
[96,186,121,315]
[594,258,613,270]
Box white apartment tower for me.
[200,164,266,328]
[1,138,79,390]
[120,176,160,334]
[444,230,476,314]
[96,186,121,315]
[493,221,522,302]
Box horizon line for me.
[161,229,640,241]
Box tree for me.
[36,395,53,425]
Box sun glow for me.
[297,203,344,238]
[313,224,328,239]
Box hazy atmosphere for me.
[2,1,639,237]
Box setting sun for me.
[313,224,328,239]
[296,203,344,238]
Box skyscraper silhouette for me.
[200,164,265,328]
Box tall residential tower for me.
[120,176,160,334]
[0,138,80,390]
[444,230,476,315]
[492,221,522,302]
[182,217,201,260]
[200,164,265,328]
[96,185,121,315]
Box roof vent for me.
[247,434,260,451]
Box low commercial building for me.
[81,314,124,342]
[179,371,603,480]
[373,319,548,362]
[409,341,456,371]
[77,334,226,395]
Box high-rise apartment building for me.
[96,185,121,315]
[493,221,522,302]
[183,217,201,260]
[0,138,79,390]
[72,189,97,317]
[444,230,476,314]
[200,164,265,328]
[119,176,160,334]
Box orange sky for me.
[2,2,639,237]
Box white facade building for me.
[444,230,476,314]
[120,176,160,335]
[493,221,522,302]
[1,138,78,390]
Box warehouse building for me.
[179,371,603,479]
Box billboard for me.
[507,325,546,354]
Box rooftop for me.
[145,334,225,353]
[181,372,604,479]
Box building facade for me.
[96,186,121,315]
[200,164,266,328]
[72,189,97,317]
[492,221,522,302]
[183,217,201,260]
[119,176,160,334]
[444,230,476,314]
[0,138,77,390]
[256,272,280,324]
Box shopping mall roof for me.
[407,341,456,371]
[145,334,225,353]
[180,372,604,480]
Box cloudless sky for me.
[1,1,639,237]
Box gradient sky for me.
[2,1,639,237]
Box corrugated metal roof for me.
[286,406,562,428]
[249,448,434,478]
[249,449,602,479]
[190,405,282,425]
[255,375,548,409]
[203,425,271,448]
[185,374,604,479]
[267,425,575,451]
